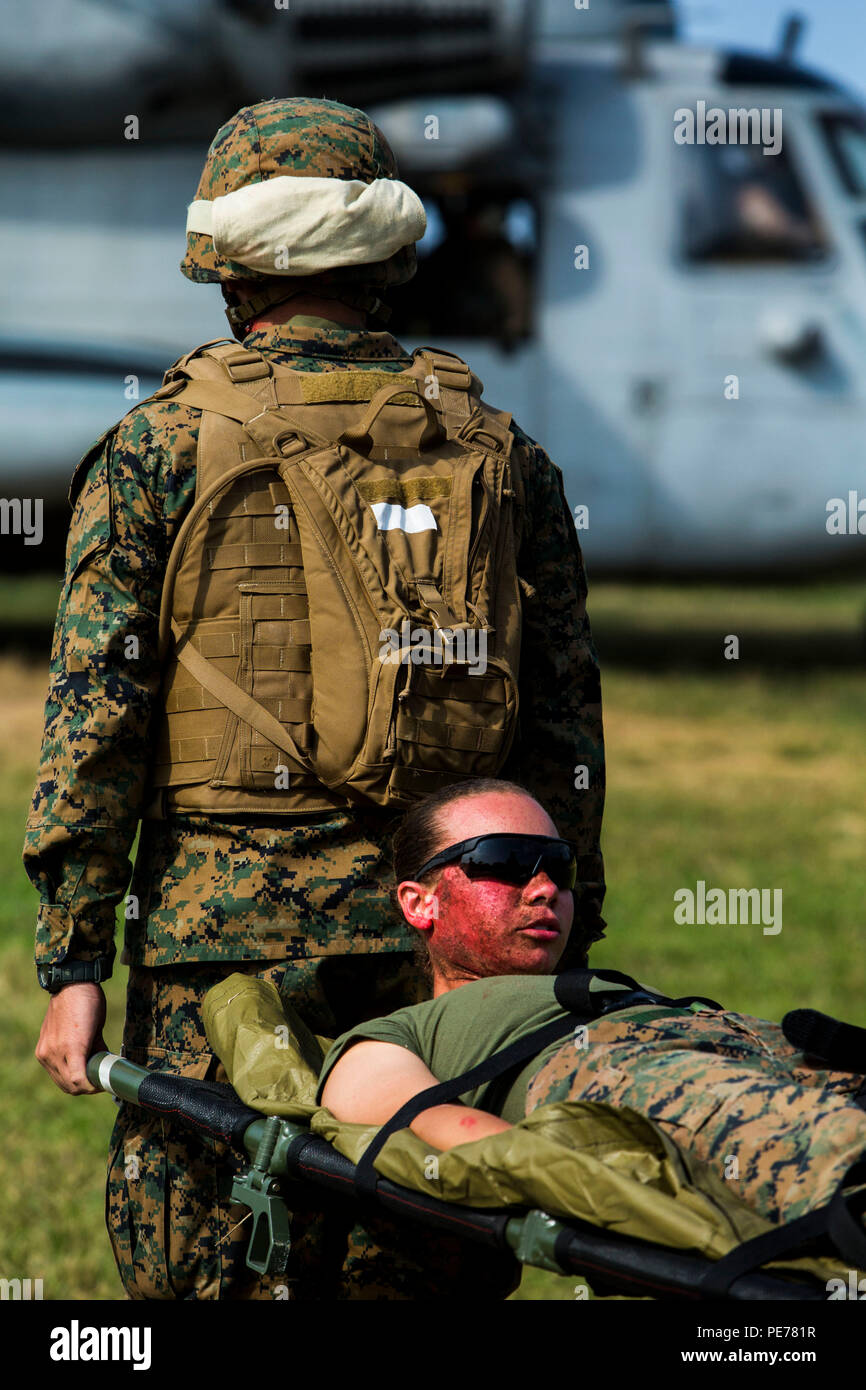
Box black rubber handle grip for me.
[137,1072,260,1150]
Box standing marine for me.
[25,97,606,1299]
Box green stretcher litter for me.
[84,973,866,1301]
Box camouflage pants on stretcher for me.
[107,954,518,1300]
[526,1005,866,1224]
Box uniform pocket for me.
[106,1099,174,1300]
[107,1047,223,1299]
[634,1082,729,1139]
[65,436,117,588]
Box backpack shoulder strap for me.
[67,342,256,506]
[165,338,273,386]
[157,343,339,496]
[409,350,523,539]
[696,1157,866,1295]
[411,344,479,418]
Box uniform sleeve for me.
[315,1012,425,1105]
[504,426,606,966]
[23,402,196,967]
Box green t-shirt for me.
[317,974,671,1124]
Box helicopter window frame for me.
[818,112,866,198]
[672,111,832,269]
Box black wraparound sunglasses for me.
[412,833,578,891]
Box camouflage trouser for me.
[107,954,519,1300]
[526,1006,866,1225]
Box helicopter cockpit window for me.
[386,188,537,350]
[819,114,866,196]
[678,138,828,263]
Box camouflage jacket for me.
[24,317,606,971]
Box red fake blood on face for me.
[429,872,565,980]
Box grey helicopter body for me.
[2,0,864,571]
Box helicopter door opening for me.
[387,183,538,352]
[654,99,850,569]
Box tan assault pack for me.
[143,339,527,816]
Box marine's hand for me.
[36,983,108,1094]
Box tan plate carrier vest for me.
[143,339,527,817]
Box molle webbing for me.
[145,338,523,816]
[151,344,326,811]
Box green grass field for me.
[1,577,865,1301]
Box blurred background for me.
[1,0,865,1300]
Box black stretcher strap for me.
[827,1161,866,1268]
[353,968,724,1198]
[697,1158,866,1296]
[554,967,641,1011]
[353,1011,582,1196]
[553,966,723,1017]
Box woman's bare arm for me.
[320,1039,513,1151]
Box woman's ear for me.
[396,880,439,932]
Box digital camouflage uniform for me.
[527,1006,866,1228]
[24,99,605,1299]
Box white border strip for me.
[98,1052,123,1093]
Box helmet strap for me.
[224,280,391,337]
[224,283,304,332]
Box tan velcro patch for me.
[356,476,453,506]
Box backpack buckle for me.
[275,431,308,458]
[458,414,510,455]
[222,349,272,384]
[415,580,457,630]
[466,428,504,452]
[414,347,473,393]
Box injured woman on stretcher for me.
[203,778,866,1266]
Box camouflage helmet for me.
[181,97,424,331]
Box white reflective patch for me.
[98,1052,123,1093]
[371,502,438,533]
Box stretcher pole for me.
[85,1051,826,1300]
